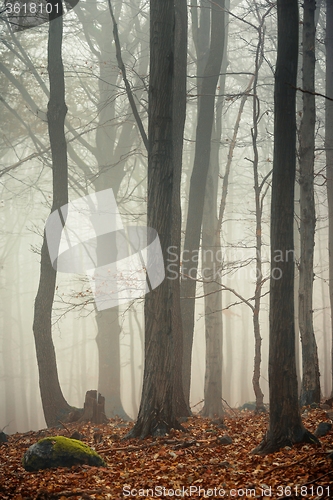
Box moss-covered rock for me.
[22,436,106,471]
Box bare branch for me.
[107,0,149,151]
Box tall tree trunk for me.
[253,0,317,455]
[201,148,223,418]
[32,2,71,427]
[326,0,333,398]
[251,9,271,413]
[298,0,320,406]
[181,0,225,408]
[172,0,189,418]
[127,0,185,438]
[294,180,302,392]
[93,9,129,420]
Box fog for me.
[0,0,331,434]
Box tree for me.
[250,4,272,414]
[253,0,317,454]
[326,0,333,398]
[181,0,225,408]
[298,0,320,406]
[199,3,228,419]
[170,0,189,418]
[127,0,187,438]
[32,0,71,427]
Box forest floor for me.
[0,407,332,499]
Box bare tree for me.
[326,0,333,397]
[127,0,187,438]
[32,1,71,427]
[298,0,320,406]
[181,0,226,408]
[253,0,317,454]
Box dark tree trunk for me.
[326,0,333,398]
[172,0,189,418]
[127,0,186,438]
[32,2,71,427]
[253,0,317,455]
[298,0,320,407]
[181,0,225,408]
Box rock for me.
[212,417,225,428]
[314,422,332,438]
[22,436,106,471]
[239,402,256,411]
[323,397,333,407]
[93,432,103,444]
[69,431,83,441]
[217,435,233,445]
[0,432,8,444]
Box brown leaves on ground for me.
[0,408,332,499]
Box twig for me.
[58,420,70,432]
[302,470,333,485]
[41,489,103,498]
[191,399,204,409]
[107,0,149,150]
[99,438,181,453]
[278,470,333,499]
[262,451,326,477]
[290,84,333,102]
[221,398,237,416]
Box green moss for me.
[22,436,106,471]
[42,436,100,458]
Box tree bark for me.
[251,10,270,414]
[253,0,317,455]
[171,0,189,418]
[127,0,185,438]
[181,0,225,408]
[32,1,71,427]
[298,0,320,407]
[326,0,333,398]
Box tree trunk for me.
[200,81,227,417]
[253,0,317,454]
[326,0,333,398]
[201,221,223,417]
[92,11,129,420]
[171,0,189,418]
[181,0,225,408]
[32,2,71,427]
[298,0,320,407]
[251,11,269,414]
[127,0,185,438]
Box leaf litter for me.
[0,408,332,499]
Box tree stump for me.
[78,390,107,424]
